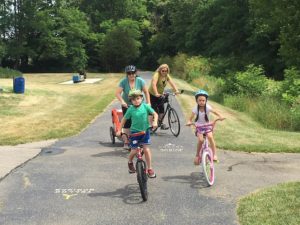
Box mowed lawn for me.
[0,73,121,145]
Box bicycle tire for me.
[109,126,115,144]
[136,160,148,201]
[168,108,180,137]
[201,149,215,186]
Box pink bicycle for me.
[121,132,148,201]
[187,119,222,186]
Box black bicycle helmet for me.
[125,65,137,73]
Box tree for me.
[248,0,300,78]
[57,8,90,71]
[101,19,142,71]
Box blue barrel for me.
[73,75,80,83]
[13,77,25,94]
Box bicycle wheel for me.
[201,149,215,186]
[136,160,148,201]
[168,108,180,137]
[109,126,115,144]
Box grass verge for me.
[237,182,300,225]
[173,78,300,153]
[0,73,121,145]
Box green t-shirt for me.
[148,72,171,95]
[119,77,145,105]
[124,103,155,132]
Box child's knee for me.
[197,136,204,143]
[143,146,150,152]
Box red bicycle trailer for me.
[109,108,123,144]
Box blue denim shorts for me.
[129,130,151,149]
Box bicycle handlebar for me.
[116,127,154,137]
[186,118,225,128]
[163,89,184,96]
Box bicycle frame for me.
[126,131,149,201]
[194,122,217,186]
[157,98,172,127]
[152,91,181,137]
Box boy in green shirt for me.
[117,89,158,178]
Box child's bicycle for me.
[186,119,222,186]
[152,90,184,137]
[122,131,149,201]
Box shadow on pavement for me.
[162,172,210,189]
[91,148,128,159]
[88,183,146,204]
[98,141,123,148]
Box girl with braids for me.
[186,90,224,164]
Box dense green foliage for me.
[1,0,299,130]
[166,54,300,131]
[0,0,299,77]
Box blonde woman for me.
[148,64,180,129]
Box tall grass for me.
[161,53,300,131]
[224,95,300,131]
[174,78,300,153]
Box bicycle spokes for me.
[168,108,180,137]
[202,151,215,186]
[136,160,148,201]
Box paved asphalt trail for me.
[0,72,299,225]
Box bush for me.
[172,53,188,79]
[235,64,268,96]
[159,53,211,82]
[191,75,225,102]
[281,67,300,106]
[224,64,268,96]
[157,55,174,71]
[291,104,300,131]
[209,57,235,78]
[0,67,22,78]
[184,56,211,82]
[263,79,282,98]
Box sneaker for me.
[147,169,156,178]
[194,156,200,165]
[160,123,169,130]
[128,162,136,173]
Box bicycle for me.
[186,119,222,186]
[152,90,184,137]
[122,131,149,201]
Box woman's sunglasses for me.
[161,70,168,73]
[127,72,135,75]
